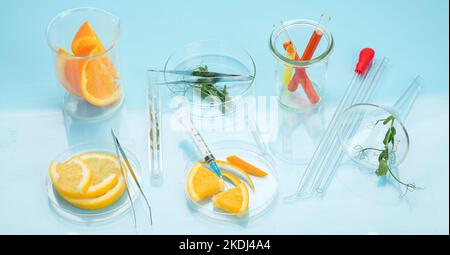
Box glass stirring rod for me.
[178,109,222,177]
[285,48,375,200]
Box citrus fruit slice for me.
[55,48,83,97]
[226,155,268,177]
[201,160,255,191]
[80,51,121,107]
[70,21,119,78]
[68,21,121,107]
[49,158,92,198]
[221,171,241,186]
[212,183,249,215]
[71,21,105,56]
[69,152,122,198]
[61,176,126,210]
[187,163,224,202]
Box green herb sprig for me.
[189,65,229,113]
[358,115,419,194]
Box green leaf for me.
[378,149,389,161]
[376,159,389,176]
[383,115,395,125]
[383,126,396,145]
[391,126,396,136]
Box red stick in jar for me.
[287,28,322,104]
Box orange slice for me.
[61,176,126,210]
[68,21,121,107]
[55,48,83,97]
[212,183,249,215]
[221,171,241,186]
[186,163,224,202]
[49,158,92,198]
[226,155,268,177]
[74,152,122,198]
[71,21,119,77]
[80,55,121,107]
[71,21,105,56]
[201,160,255,191]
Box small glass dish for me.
[163,40,256,118]
[183,141,278,222]
[337,103,410,170]
[45,142,141,223]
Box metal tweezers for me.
[111,129,153,227]
[147,69,254,85]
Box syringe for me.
[179,109,222,177]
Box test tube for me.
[147,70,164,180]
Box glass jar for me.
[270,19,334,111]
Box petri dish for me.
[183,141,278,222]
[45,142,141,223]
[164,40,256,118]
[335,103,413,205]
[337,103,410,170]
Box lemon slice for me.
[212,183,249,215]
[187,163,224,202]
[61,176,126,210]
[75,152,123,198]
[49,158,92,197]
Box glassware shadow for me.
[268,101,326,165]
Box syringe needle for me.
[178,109,222,177]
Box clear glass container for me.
[183,141,278,222]
[337,103,410,170]
[163,40,256,120]
[270,19,334,111]
[46,7,123,120]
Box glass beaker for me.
[270,19,334,111]
[46,7,123,120]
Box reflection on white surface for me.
[268,101,326,165]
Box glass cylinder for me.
[270,19,334,111]
[46,7,123,120]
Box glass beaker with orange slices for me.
[46,7,123,120]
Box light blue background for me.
[0,0,448,234]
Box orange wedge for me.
[212,183,249,215]
[80,55,121,107]
[187,163,224,202]
[201,160,255,191]
[226,155,268,177]
[55,48,83,97]
[67,21,121,107]
[71,21,105,56]
[221,171,242,186]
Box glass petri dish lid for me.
[45,142,141,223]
[164,40,256,117]
[183,141,278,222]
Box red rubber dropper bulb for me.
[355,48,375,74]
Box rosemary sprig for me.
[358,115,418,194]
[189,65,229,113]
